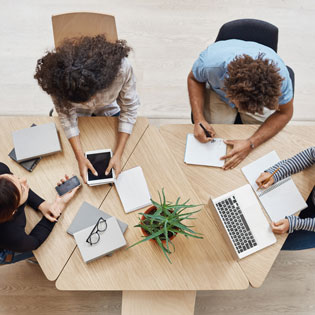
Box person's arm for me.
[256,147,315,189]
[271,215,315,234]
[4,217,56,252]
[105,132,129,177]
[112,59,140,176]
[68,136,97,183]
[266,147,315,182]
[222,98,294,170]
[187,71,215,142]
[53,98,97,183]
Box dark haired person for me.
[256,147,315,250]
[34,35,140,182]
[0,162,78,264]
[188,39,293,170]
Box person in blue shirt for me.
[188,39,294,170]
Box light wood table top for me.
[160,124,315,288]
[56,126,249,291]
[0,116,149,280]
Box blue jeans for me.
[0,249,34,265]
[282,188,315,250]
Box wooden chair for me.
[49,12,118,115]
[52,12,118,48]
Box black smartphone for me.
[55,176,81,196]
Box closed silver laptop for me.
[209,184,276,259]
[13,122,61,162]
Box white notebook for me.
[115,166,151,213]
[74,217,126,263]
[242,151,307,222]
[184,134,227,167]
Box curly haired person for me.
[188,39,293,170]
[35,35,140,182]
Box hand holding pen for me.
[194,121,215,143]
[256,167,280,191]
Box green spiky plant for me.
[128,188,203,263]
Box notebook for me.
[115,166,151,213]
[13,122,61,162]
[67,201,128,235]
[74,216,127,263]
[184,134,227,167]
[242,151,307,222]
[8,123,41,172]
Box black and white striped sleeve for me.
[286,215,315,233]
[266,147,315,183]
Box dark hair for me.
[34,35,131,110]
[0,177,20,223]
[224,53,284,114]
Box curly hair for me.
[34,35,131,109]
[224,53,284,114]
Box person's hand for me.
[77,157,98,184]
[39,175,80,222]
[194,120,216,143]
[106,154,122,177]
[55,175,80,205]
[271,219,289,234]
[38,201,61,222]
[256,172,274,189]
[221,139,252,170]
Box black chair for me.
[191,18,295,124]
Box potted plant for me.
[128,189,203,263]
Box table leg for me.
[121,290,196,315]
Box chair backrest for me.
[52,12,118,48]
[215,18,278,52]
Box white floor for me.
[0,0,315,121]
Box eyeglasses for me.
[86,217,107,245]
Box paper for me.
[242,151,307,222]
[184,134,226,167]
[115,166,151,213]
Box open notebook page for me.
[242,151,307,222]
[184,134,226,167]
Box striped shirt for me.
[52,58,140,139]
[266,147,315,233]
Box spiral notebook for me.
[242,151,307,222]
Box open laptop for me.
[208,184,276,259]
[13,122,61,162]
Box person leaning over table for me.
[187,39,293,170]
[0,162,79,264]
[34,35,140,183]
[256,147,315,250]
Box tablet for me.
[85,149,115,186]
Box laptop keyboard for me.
[216,196,257,254]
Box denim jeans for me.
[282,188,315,251]
[0,249,34,265]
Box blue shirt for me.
[192,39,293,108]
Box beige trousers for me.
[203,89,275,125]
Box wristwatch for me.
[248,139,255,149]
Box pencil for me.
[257,167,280,191]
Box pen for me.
[257,167,280,191]
[199,123,212,138]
